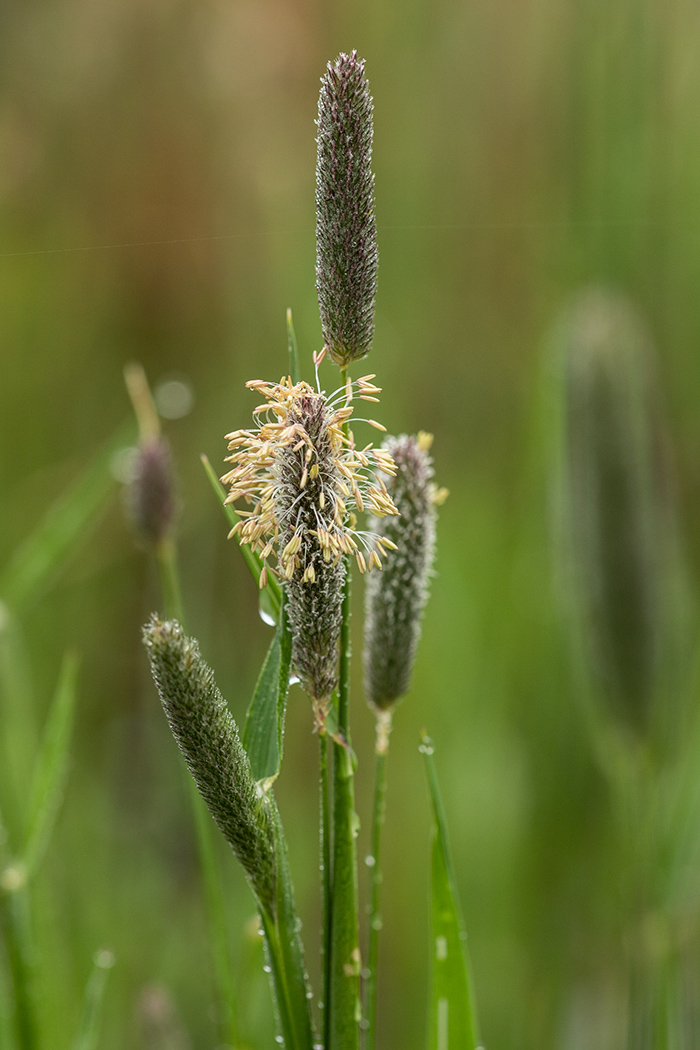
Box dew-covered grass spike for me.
[316,50,377,367]
[364,433,445,711]
[142,617,276,914]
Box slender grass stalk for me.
[364,712,391,1050]
[72,949,115,1050]
[155,538,184,625]
[328,431,361,1049]
[320,731,332,1050]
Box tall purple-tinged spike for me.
[316,51,377,367]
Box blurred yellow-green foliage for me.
[3,0,700,1047]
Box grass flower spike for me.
[222,371,398,720]
[364,433,447,717]
[143,617,277,914]
[316,51,377,367]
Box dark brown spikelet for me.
[128,437,178,546]
[143,617,276,913]
[316,51,377,367]
[363,434,443,711]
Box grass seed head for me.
[315,51,377,367]
[143,617,277,913]
[363,433,443,711]
[223,376,398,718]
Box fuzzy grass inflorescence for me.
[316,51,377,367]
[364,433,447,714]
[143,617,276,913]
[222,374,398,718]
[558,288,675,737]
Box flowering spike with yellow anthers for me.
[223,375,399,713]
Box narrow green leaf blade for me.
[287,308,301,384]
[422,733,480,1050]
[243,604,292,784]
[0,423,133,615]
[200,454,282,623]
[72,949,115,1050]
[23,652,79,876]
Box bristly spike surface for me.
[363,434,445,711]
[316,51,377,367]
[143,617,277,914]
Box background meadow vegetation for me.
[2,0,700,1047]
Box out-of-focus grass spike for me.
[23,652,79,877]
[200,454,282,624]
[556,287,684,742]
[0,420,134,616]
[421,732,480,1050]
[71,949,115,1050]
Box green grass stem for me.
[72,949,115,1050]
[364,715,390,1050]
[328,564,360,1050]
[0,880,36,1050]
[320,730,332,1048]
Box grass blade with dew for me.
[22,652,79,878]
[200,453,282,625]
[243,600,293,786]
[71,949,115,1050]
[421,733,480,1050]
[0,421,134,616]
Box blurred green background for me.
[2,0,700,1047]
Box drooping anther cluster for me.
[222,372,399,717]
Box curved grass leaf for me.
[421,733,480,1050]
[243,603,292,786]
[23,652,79,877]
[200,454,282,624]
[0,422,134,615]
